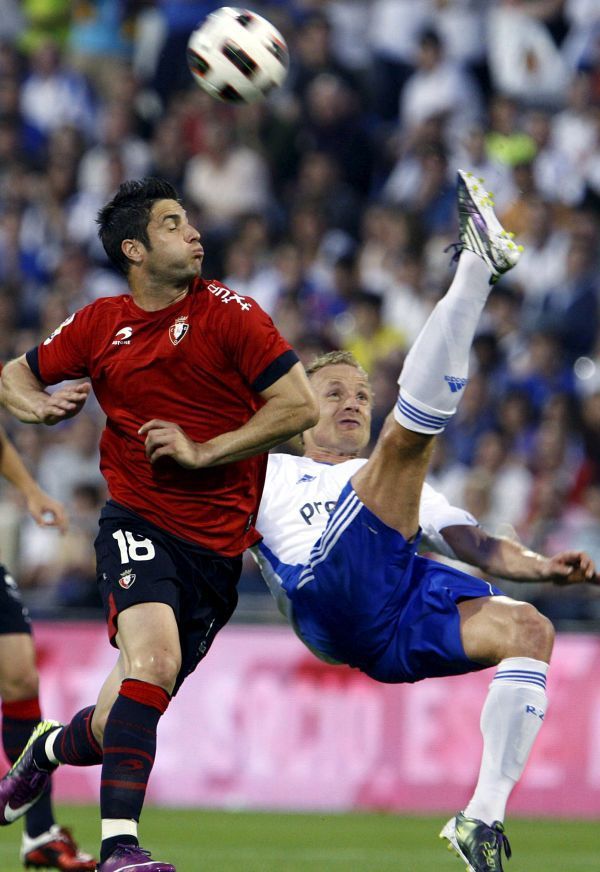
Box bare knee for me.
[503,602,555,662]
[461,597,555,665]
[0,668,39,703]
[127,650,181,694]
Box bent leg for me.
[0,634,57,838]
[458,596,554,826]
[459,595,554,664]
[352,250,492,538]
[99,602,179,863]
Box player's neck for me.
[304,447,357,465]
[129,276,190,312]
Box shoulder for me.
[195,278,258,318]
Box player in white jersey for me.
[253,172,598,872]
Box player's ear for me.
[122,238,144,266]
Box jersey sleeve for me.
[420,481,478,532]
[218,290,298,391]
[26,306,92,385]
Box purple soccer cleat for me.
[98,845,176,872]
[0,719,60,826]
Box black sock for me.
[99,679,170,863]
[2,698,54,838]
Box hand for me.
[34,382,91,425]
[138,419,206,468]
[26,489,68,534]
[542,550,598,586]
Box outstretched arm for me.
[1,355,90,425]
[139,361,319,468]
[441,524,598,585]
[0,427,68,532]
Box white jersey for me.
[253,453,478,619]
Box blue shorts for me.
[95,501,242,694]
[285,483,503,684]
[0,566,31,635]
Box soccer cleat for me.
[440,812,512,871]
[97,844,176,872]
[456,169,523,281]
[22,825,96,870]
[0,720,61,825]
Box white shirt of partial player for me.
[256,453,477,569]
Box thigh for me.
[0,634,38,699]
[351,412,434,539]
[0,567,31,637]
[369,558,505,684]
[95,517,181,647]
[291,485,418,668]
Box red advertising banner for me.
[14,623,600,817]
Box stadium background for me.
[0,0,600,855]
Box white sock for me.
[44,728,63,766]
[395,250,491,434]
[463,657,548,825]
[101,818,138,841]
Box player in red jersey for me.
[0,177,318,872]
[0,426,96,871]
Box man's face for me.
[304,363,372,455]
[141,199,204,283]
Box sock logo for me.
[117,758,145,771]
[525,704,545,720]
[444,375,468,393]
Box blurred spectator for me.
[399,26,482,149]
[465,427,534,533]
[68,0,132,97]
[486,0,569,107]
[524,231,599,361]
[301,72,373,195]
[383,141,457,237]
[184,114,272,233]
[340,289,405,373]
[20,38,97,142]
[525,107,587,206]
[286,10,362,112]
[77,100,151,197]
[509,331,576,416]
[507,193,570,302]
[19,0,71,53]
[368,0,432,122]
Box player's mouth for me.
[192,247,204,260]
[337,418,362,429]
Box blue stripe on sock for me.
[396,396,448,427]
[493,670,547,690]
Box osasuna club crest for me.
[119,570,136,590]
[169,317,189,345]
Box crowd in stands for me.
[0,0,599,624]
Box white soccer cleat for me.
[456,170,523,281]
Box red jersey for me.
[27,278,298,556]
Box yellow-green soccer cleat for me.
[0,719,61,825]
[440,811,512,871]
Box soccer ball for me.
[186,6,289,104]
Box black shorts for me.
[95,501,242,694]
[0,565,31,635]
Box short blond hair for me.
[305,350,368,380]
